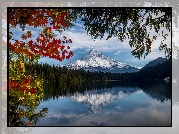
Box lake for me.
[34,80,171,126]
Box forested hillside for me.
[24,58,171,82]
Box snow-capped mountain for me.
[63,49,140,73]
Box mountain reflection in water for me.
[71,87,130,113]
[35,80,171,126]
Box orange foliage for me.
[9,9,74,62]
[9,77,36,94]
[8,8,74,94]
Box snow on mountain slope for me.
[64,49,139,73]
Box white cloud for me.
[114,50,123,55]
[77,50,86,53]
[35,105,171,126]
[115,106,121,109]
[54,29,135,53]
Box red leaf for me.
[30,88,36,94]
[19,87,26,93]
[66,55,70,59]
[69,39,72,43]
[61,55,65,60]
[28,40,33,45]
[60,45,65,51]
[53,25,56,29]
[56,44,60,48]
[52,38,57,44]
[63,36,67,40]
[40,33,44,37]
[23,78,29,84]
[49,35,53,39]
[69,51,74,56]
[36,37,40,43]
[47,27,52,31]
[58,15,61,19]
[62,50,67,56]
[67,46,70,49]
[51,55,56,59]
[61,12,66,16]
[27,31,32,38]
[21,34,27,40]
[57,56,62,62]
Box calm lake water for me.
[34,80,171,126]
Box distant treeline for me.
[25,58,171,82]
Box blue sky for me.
[8,9,172,68]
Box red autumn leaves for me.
[8,9,74,94]
[9,9,68,28]
[9,9,74,62]
[27,30,74,61]
[9,77,36,94]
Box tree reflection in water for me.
[8,75,48,127]
[42,80,171,102]
[8,82,48,127]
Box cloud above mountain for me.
[114,50,123,55]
